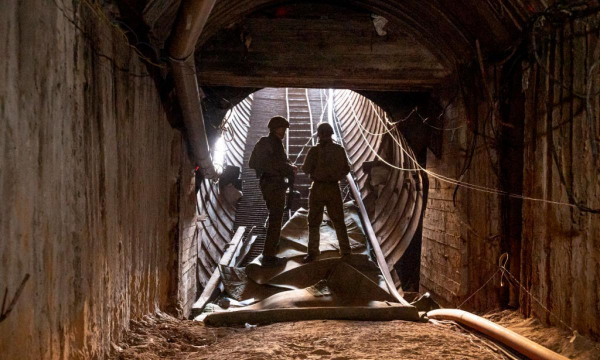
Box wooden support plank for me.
[231,226,256,266]
[196,11,450,91]
[219,227,247,268]
[235,235,258,267]
[196,72,446,91]
[191,226,246,317]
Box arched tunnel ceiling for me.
[196,3,451,90]
[138,0,546,90]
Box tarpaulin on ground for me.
[199,201,419,324]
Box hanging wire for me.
[52,0,164,79]
[456,253,576,334]
[415,110,466,132]
[291,134,318,165]
[343,92,600,212]
[80,0,167,69]
[526,7,600,212]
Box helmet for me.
[317,122,334,137]
[268,116,290,129]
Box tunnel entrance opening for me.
[194,87,427,311]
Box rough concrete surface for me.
[421,16,600,340]
[421,85,502,311]
[521,17,600,339]
[0,0,192,358]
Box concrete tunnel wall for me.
[420,14,600,339]
[2,1,600,358]
[0,1,198,358]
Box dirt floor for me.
[110,310,600,359]
[484,310,600,360]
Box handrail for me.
[305,89,315,146]
[285,88,290,153]
[328,89,408,305]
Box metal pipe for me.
[171,57,219,178]
[427,309,569,360]
[285,88,290,153]
[168,0,217,61]
[346,176,408,305]
[305,89,315,146]
[328,89,409,306]
[168,0,220,179]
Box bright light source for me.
[327,88,339,142]
[213,135,227,173]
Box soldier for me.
[301,122,352,263]
[249,116,298,267]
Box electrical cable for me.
[80,0,167,69]
[528,10,600,213]
[343,91,600,212]
[291,133,318,165]
[416,110,466,132]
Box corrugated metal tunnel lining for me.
[196,88,424,295]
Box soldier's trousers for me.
[259,178,287,257]
[307,182,351,256]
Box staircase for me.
[233,88,286,266]
[233,88,327,266]
[285,88,322,211]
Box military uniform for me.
[249,132,295,258]
[302,138,352,257]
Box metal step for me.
[235,88,329,266]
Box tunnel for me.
[197,88,424,294]
[2,0,600,358]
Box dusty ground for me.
[109,310,600,360]
[484,310,600,360]
[111,311,600,359]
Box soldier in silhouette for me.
[301,122,352,263]
[249,116,297,267]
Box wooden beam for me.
[219,227,247,268]
[191,226,246,317]
[196,14,450,91]
[197,72,448,91]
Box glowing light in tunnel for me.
[327,89,339,142]
[213,135,227,173]
[213,109,234,173]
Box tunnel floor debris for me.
[111,312,498,359]
[110,310,600,359]
[198,203,418,326]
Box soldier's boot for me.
[261,255,287,268]
[336,228,352,257]
[303,226,321,263]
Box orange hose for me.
[427,309,568,360]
